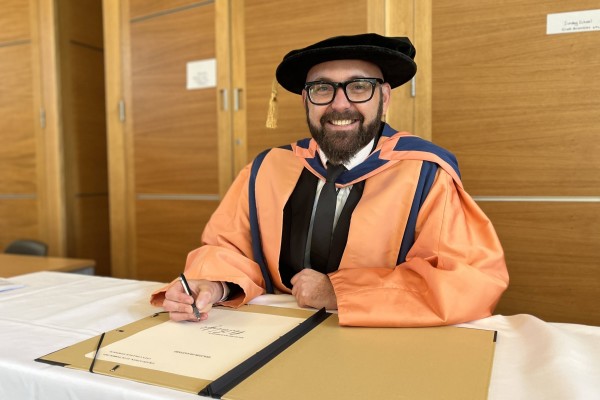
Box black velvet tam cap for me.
[275,33,417,94]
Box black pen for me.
[179,273,202,320]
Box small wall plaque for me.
[547,9,600,35]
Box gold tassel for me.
[266,78,278,129]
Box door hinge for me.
[118,99,126,122]
[40,108,46,128]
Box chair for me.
[4,239,48,257]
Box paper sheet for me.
[85,308,304,380]
[0,278,25,292]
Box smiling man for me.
[303,60,387,165]
[151,33,509,327]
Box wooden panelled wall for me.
[432,1,600,325]
[2,0,597,324]
[104,0,598,324]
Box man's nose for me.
[330,86,352,110]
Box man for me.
[151,33,509,327]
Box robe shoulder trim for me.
[249,148,275,293]
[290,124,462,188]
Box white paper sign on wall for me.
[547,9,600,35]
[186,59,217,90]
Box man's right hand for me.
[163,279,223,322]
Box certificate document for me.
[85,308,305,380]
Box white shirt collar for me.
[317,138,375,171]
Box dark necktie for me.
[310,162,345,272]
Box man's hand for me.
[290,269,338,310]
[163,279,223,322]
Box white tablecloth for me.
[0,272,598,399]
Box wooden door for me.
[105,1,221,281]
[229,0,429,173]
[432,1,600,324]
[56,0,110,276]
[0,0,64,255]
[0,0,39,248]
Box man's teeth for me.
[331,119,353,126]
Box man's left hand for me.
[290,269,338,310]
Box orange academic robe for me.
[151,125,509,327]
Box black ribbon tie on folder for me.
[199,307,331,398]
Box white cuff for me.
[218,281,230,302]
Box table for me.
[0,272,599,399]
[0,254,96,277]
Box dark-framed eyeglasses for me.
[304,78,384,105]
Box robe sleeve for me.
[150,164,265,308]
[329,171,509,327]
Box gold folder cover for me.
[37,305,496,399]
[224,314,496,400]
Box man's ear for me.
[381,82,392,114]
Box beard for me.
[306,97,383,165]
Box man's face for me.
[302,60,391,165]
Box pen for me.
[179,273,202,320]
